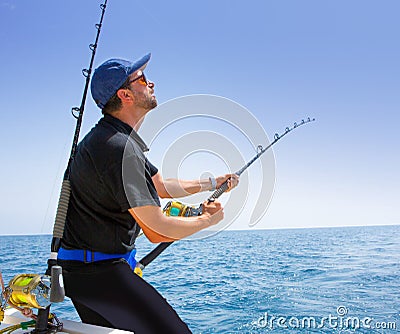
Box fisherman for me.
[57,53,239,333]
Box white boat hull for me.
[1,308,134,334]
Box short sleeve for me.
[146,159,158,177]
[120,140,160,210]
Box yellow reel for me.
[163,201,190,217]
[7,274,51,309]
[163,201,202,217]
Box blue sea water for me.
[1,225,399,333]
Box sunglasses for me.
[127,73,148,87]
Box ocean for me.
[1,225,399,333]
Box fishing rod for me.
[47,0,108,272]
[134,117,316,276]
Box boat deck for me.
[1,308,134,334]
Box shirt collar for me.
[103,114,149,152]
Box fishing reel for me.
[1,266,65,333]
[5,274,52,310]
[163,201,203,217]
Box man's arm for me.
[152,172,239,199]
[129,201,223,243]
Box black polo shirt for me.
[61,114,160,254]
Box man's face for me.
[127,70,157,111]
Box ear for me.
[116,88,134,104]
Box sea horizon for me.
[1,222,399,237]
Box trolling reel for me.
[1,266,65,333]
[6,274,52,310]
[163,201,203,217]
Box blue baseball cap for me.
[91,53,151,108]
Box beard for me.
[133,90,157,111]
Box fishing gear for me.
[163,201,202,217]
[134,117,316,276]
[8,2,111,333]
[47,0,108,272]
[0,267,64,333]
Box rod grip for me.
[139,242,173,268]
[52,180,71,239]
[208,180,229,201]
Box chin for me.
[150,99,158,109]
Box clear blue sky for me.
[0,0,399,235]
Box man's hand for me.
[215,174,239,192]
[201,200,224,226]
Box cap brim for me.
[127,53,151,75]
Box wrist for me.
[199,212,212,227]
[209,177,217,191]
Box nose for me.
[148,80,154,89]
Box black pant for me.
[59,259,192,333]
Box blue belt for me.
[58,247,137,269]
